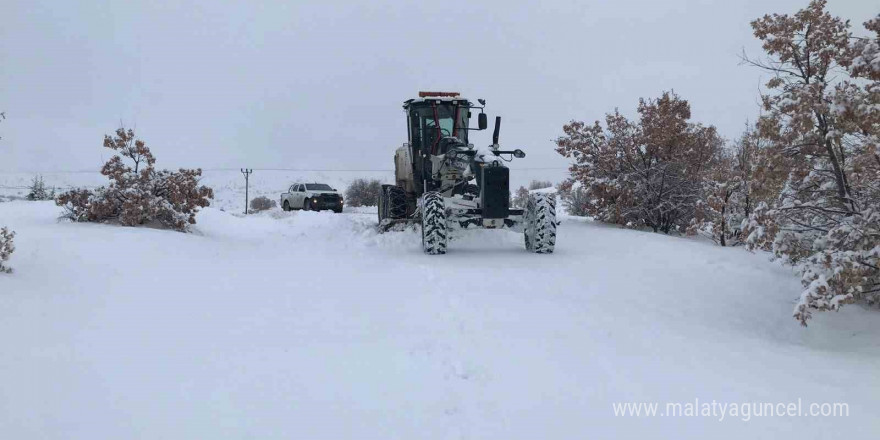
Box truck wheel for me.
[421,191,447,255]
[282,201,290,212]
[303,200,310,211]
[524,193,556,254]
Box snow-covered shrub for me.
[55,127,213,232]
[250,196,276,212]
[0,227,14,274]
[345,178,382,207]
[556,91,723,233]
[740,2,880,325]
[562,185,590,217]
[26,175,53,201]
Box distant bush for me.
[513,180,554,208]
[26,175,53,201]
[345,178,382,207]
[0,227,14,274]
[250,196,277,212]
[55,127,213,232]
[528,180,553,190]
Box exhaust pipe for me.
[492,116,501,145]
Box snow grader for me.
[378,91,556,254]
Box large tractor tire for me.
[524,193,556,254]
[420,191,447,255]
[378,184,407,224]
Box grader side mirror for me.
[513,149,526,158]
[478,113,488,130]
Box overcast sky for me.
[1,0,876,173]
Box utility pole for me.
[241,168,253,214]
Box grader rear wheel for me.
[524,193,556,254]
[379,185,407,224]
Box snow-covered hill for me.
[1,199,878,439]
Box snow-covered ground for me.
[1,179,879,439]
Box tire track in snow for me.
[416,266,488,440]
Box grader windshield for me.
[408,102,469,154]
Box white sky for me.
[1,0,876,172]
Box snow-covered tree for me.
[688,124,787,246]
[844,14,880,156]
[26,175,52,201]
[556,91,723,233]
[512,186,529,208]
[742,2,880,325]
[55,127,213,231]
[0,227,14,274]
[690,147,743,246]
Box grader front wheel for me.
[420,191,447,255]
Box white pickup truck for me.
[281,183,343,213]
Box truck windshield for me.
[306,184,333,191]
